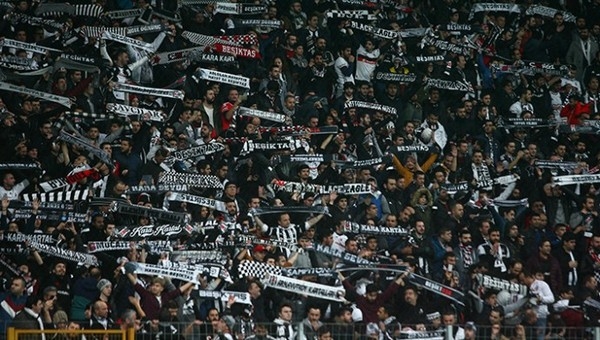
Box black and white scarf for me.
[114,83,185,100]
[159,171,224,189]
[348,21,399,40]
[262,273,346,302]
[375,72,417,83]
[0,81,71,107]
[20,189,89,203]
[232,19,282,28]
[166,192,227,212]
[30,242,98,266]
[116,224,194,239]
[196,68,250,88]
[468,3,521,20]
[106,103,164,122]
[344,101,397,115]
[214,3,266,15]
[238,107,287,123]
[111,202,189,224]
[553,174,600,186]
[125,184,189,194]
[326,10,377,20]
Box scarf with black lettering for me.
[60,130,114,168]
[0,81,70,107]
[159,171,224,189]
[420,35,471,55]
[214,3,267,16]
[12,211,87,223]
[232,19,282,28]
[344,101,397,115]
[241,140,292,156]
[195,68,250,88]
[425,78,474,92]
[526,5,575,22]
[30,241,98,266]
[106,103,164,122]
[553,174,600,186]
[111,202,190,224]
[163,143,225,166]
[375,72,417,83]
[326,10,377,20]
[114,83,184,100]
[167,192,227,212]
[0,163,41,171]
[468,3,521,20]
[263,272,346,302]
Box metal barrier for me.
[6,327,135,340]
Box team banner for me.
[553,174,600,186]
[167,192,227,212]
[348,21,399,40]
[408,273,465,305]
[310,243,374,265]
[326,10,377,20]
[262,272,346,302]
[30,242,98,266]
[106,103,164,122]
[214,3,266,15]
[59,130,114,167]
[116,224,194,240]
[159,171,224,189]
[238,107,287,123]
[420,35,471,55]
[344,101,397,115]
[111,202,190,224]
[343,222,410,236]
[473,273,528,295]
[0,38,62,54]
[232,19,282,28]
[114,83,185,100]
[125,184,189,193]
[196,68,250,88]
[525,5,575,22]
[468,3,522,20]
[425,78,474,92]
[0,81,71,108]
[375,72,417,83]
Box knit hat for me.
[222,315,236,330]
[97,279,112,291]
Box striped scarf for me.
[460,243,474,269]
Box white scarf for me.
[582,38,592,64]
[23,308,45,340]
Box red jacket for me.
[560,102,590,124]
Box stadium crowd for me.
[3,0,600,339]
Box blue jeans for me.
[536,317,547,340]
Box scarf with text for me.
[414,55,446,63]
[111,202,189,224]
[116,224,194,240]
[344,101,397,115]
[339,155,392,169]
[102,31,158,52]
[408,272,465,305]
[31,241,98,266]
[159,171,224,189]
[375,72,417,83]
[473,273,528,295]
[181,31,238,46]
[343,222,410,236]
[262,272,346,302]
[348,21,399,40]
[535,160,579,170]
[260,125,339,136]
[59,130,114,168]
[326,10,377,20]
[170,250,228,264]
[441,182,469,194]
[0,55,38,71]
[12,211,87,223]
[238,107,287,123]
[87,240,173,254]
[420,35,471,55]
[80,26,128,38]
[104,8,144,19]
[0,81,71,107]
[8,13,65,31]
[525,5,575,22]
[196,68,250,88]
[491,62,569,77]
[167,192,227,213]
[241,140,292,156]
[0,163,41,171]
[425,78,474,92]
[272,180,374,195]
[553,174,600,186]
[106,103,165,122]
[0,37,62,54]
[438,23,483,33]
[499,117,553,129]
[212,44,262,59]
[310,243,373,265]
[125,184,190,194]
[114,83,185,100]
[236,235,299,252]
[468,3,521,20]
[232,19,282,28]
[8,200,74,211]
[214,3,266,15]
[130,262,201,284]
[163,143,225,165]
[251,205,329,216]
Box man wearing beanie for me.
[553,231,580,288]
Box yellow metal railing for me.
[7,327,136,340]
